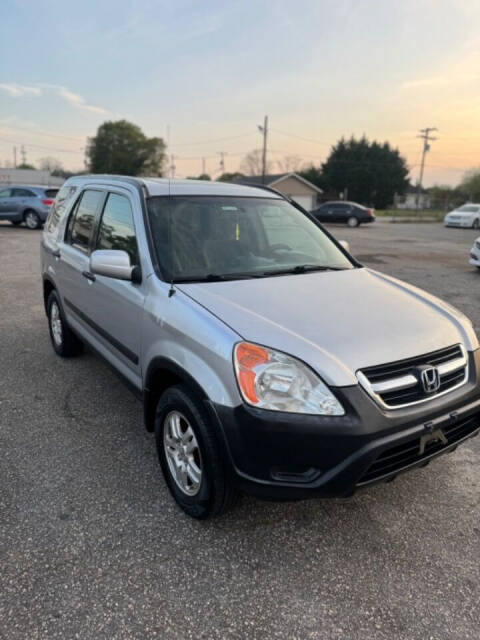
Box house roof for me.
[234,172,323,194]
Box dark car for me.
[312,201,375,227]
[0,185,59,229]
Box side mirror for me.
[90,249,138,281]
[339,240,350,252]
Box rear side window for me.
[46,185,78,234]
[45,189,59,199]
[96,193,139,264]
[13,188,36,197]
[67,190,103,252]
[0,188,12,198]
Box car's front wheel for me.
[347,216,359,228]
[155,385,239,518]
[24,210,41,230]
[47,291,83,357]
[472,218,479,229]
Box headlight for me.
[233,342,345,415]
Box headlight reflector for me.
[233,342,345,415]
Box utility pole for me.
[217,151,226,175]
[416,127,437,210]
[169,154,176,178]
[258,115,268,183]
[13,146,17,168]
[202,157,206,175]
[21,145,26,165]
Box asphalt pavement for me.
[0,221,479,639]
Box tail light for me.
[366,208,375,217]
[42,199,54,206]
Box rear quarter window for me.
[45,186,78,235]
[45,189,59,199]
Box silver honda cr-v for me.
[41,175,480,518]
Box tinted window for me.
[0,189,12,198]
[96,194,138,264]
[13,188,36,197]
[68,190,103,251]
[45,189,59,199]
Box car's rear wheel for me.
[155,384,239,518]
[24,210,41,230]
[472,218,479,229]
[47,291,83,357]
[347,216,359,228]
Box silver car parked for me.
[41,176,480,519]
[0,184,59,229]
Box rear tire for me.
[47,291,83,357]
[155,384,239,518]
[24,209,41,230]
[347,216,359,228]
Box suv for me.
[41,176,480,518]
[0,184,59,229]
[312,201,375,227]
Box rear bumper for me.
[210,349,480,500]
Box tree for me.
[322,136,409,208]
[186,173,211,181]
[216,172,245,183]
[298,165,326,191]
[458,168,480,202]
[38,156,63,173]
[16,163,35,170]
[240,149,273,176]
[86,120,166,176]
[276,155,303,173]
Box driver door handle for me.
[82,270,96,282]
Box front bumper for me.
[210,350,480,500]
[445,218,473,228]
[469,249,480,267]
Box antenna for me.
[167,179,176,297]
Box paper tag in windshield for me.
[221,206,239,212]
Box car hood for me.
[446,210,475,218]
[178,268,477,387]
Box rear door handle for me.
[82,270,96,282]
[52,249,61,258]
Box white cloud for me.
[0,83,42,97]
[56,86,109,115]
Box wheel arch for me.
[143,357,212,432]
[42,276,56,315]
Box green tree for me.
[16,163,36,170]
[298,165,326,191]
[86,120,166,176]
[322,136,409,208]
[216,172,245,182]
[458,168,480,202]
[186,173,211,181]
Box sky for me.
[1,0,480,186]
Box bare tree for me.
[240,149,273,176]
[38,156,63,173]
[276,155,304,173]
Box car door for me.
[315,204,331,222]
[0,188,14,219]
[83,190,144,382]
[12,188,37,221]
[54,188,105,341]
[329,203,347,222]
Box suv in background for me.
[312,201,375,227]
[41,176,480,519]
[0,185,59,229]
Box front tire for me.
[24,210,41,230]
[472,218,479,230]
[347,216,359,228]
[47,291,83,357]
[155,385,239,518]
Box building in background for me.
[0,168,65,187]
[235,172,323,211]
[395,186,432,210]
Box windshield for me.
[458,205,480,213]
[147,196,354,282]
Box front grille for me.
[358,344,468,408]
[357,413,480,485]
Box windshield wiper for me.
[173,272,265,283]
[262,264,347,276]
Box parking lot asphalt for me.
[1,221,479,640]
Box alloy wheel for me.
[50,301,63,347]
[163,411,202,496]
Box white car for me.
[444,204,480,229]
[469,236,480,269]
